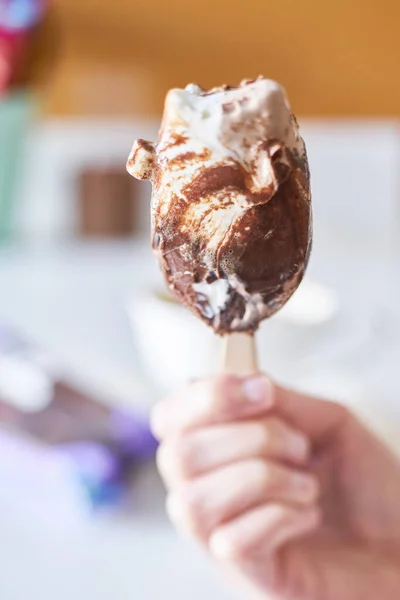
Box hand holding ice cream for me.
[152,374,400,600]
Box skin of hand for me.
[151,374,400,600]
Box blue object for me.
[56,442,125,510]
[0,0,45,31]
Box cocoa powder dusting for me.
[167,149,211,168]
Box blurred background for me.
[0,1,400,599]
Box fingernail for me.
[242,376,273,403]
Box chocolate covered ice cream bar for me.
[127,77,312,334]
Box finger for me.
[209,503,321,560]
[157,418,310,486]
[151,374,273,440]
[274,383,349,443]
[165,459,319,539]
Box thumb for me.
[272,381,349,443]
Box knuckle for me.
[150,403,165,439]
[157,438,195,481]
[155,443,169,475]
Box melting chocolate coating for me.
[127,78,312,334]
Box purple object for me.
[0,322,157,470]
[110,409,158,460]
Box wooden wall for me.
[43,0,400,117]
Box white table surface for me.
[0,239,241,600]
[0,235,399,600]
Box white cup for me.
[128,290,220,395]
[128,281,339,397]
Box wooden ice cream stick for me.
[222,332,258,376]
